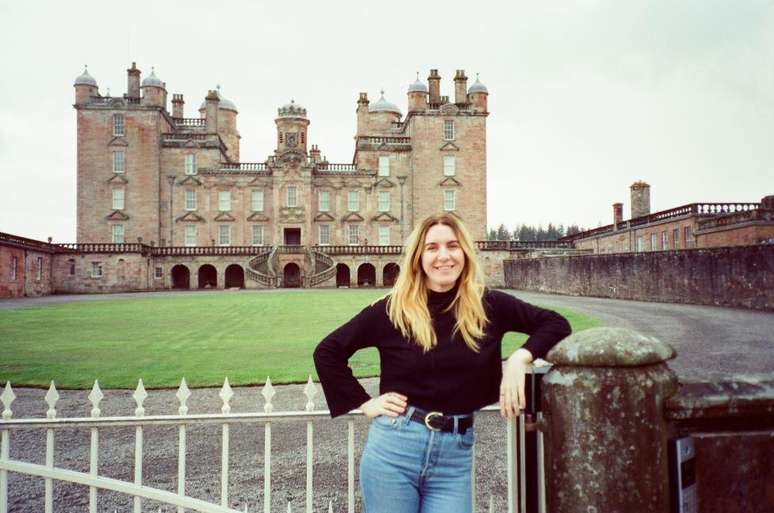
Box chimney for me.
[310,144,321,163]
[172,94,184,118]
[630,181,651,219]
[428,69,441,105]
[356,92,369,135]
[205,90,219,133]
[127,62,140,98]
[454,70,468,105]
[613,203,623,229]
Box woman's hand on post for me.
[500,348,533,418]
[360,392,408,419]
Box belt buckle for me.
[424,411,443,432]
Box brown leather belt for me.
[408,407,474,434]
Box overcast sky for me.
[1,0,772,242]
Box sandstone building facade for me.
[72,64,489,288]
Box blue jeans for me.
[360,406,475,513]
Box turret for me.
[407,73,428,113]
[367,90,402,133]
[630,181,651,219]
[74,66,99,105]
[205,89,219,133]
[127,62,140,99]
[215,87,240,161]
[141,67,166,108]
[468,74,489,114]
[428,69,441,105]
[172,94,184,118]
[356,92,369,135]
[275,99,310,154]
[454,70,468,105]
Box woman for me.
[313,213,571,513]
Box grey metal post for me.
[541,327,678,513]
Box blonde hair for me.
[386,213,488,352]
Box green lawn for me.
[0,290,601,389]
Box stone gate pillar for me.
[542,327,678,513]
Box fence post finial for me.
[177,378,191,416]
[45,381,59,419]
[1,382,15,419]
[304,375,318,412]
[89,380,104,418]
[133,379,147,417]
[262,377,275,413]
[220,377,234,414]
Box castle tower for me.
[127,62,140,99]
[140,67,166,108]
[407,73,428,113]
[196,87,240,161]
[630,181,651,219]
[428,69,441,105]
[74,66,99,105]
[275,100,309,154]
[468,74,488,113]
[453,70,468,105]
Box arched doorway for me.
[336,264,350,288]
[224,264,245,289]
[198,264,217,289]
[383,263,400,287]
[171,265,190,289]
[357,263,376,287]
[283,263,301,288]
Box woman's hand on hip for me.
[500,348,533,418]
[360,392,408,419]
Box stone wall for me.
[0,245,26,298]
[505,245,774,310]
[0,247,54,298]
[53,253,149,294]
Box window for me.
[111,224,124,243]
[378,226,390,246]
[348,224,360,245]
[154,266,163,279]
[68,259,75,276]
[112,151,125,173]
[684,226,693,243]
[318,191,330,212]
[319,224,331,245]
[252,225,264,246]
[36,256,43,281]
[443,190,456,211]
[287,186,297,207]
[378,156,390,177]
[662,231,669,250]
[251,190,264,212]
[218,191,231,211]
[443,120,454,140]
[300,131,305,144]
[443,155,456,176]
[113,114,124,136]
[10,256,17,281]
[91,262,103,278]
[185,154,197,175]
[185,190,196,211]
[650,234,658,251]
[636,236,645,252]
[185,225,197,247]
[218,225,231,246]
[378,191,390,212]
[673,228,680,249]
[348,191,359,211]
[112,189,125,210]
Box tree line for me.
[487,223,585,241]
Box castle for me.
[67,64,489,289]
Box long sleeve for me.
[490,290,572,359]
[313,302,382,418]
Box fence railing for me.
[0,371,548,513]
[172,118,207,128]
[315,245,402,255]
[475,241,575,251]
[314,163,358,173]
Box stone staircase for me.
[246,246,277,287]
[307,248,336,287]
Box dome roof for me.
[468,75,488,94]
[74,66,97,87]
[277,99,307,118]
[408,74,428,93]
[141,68,164,88]
[368,90,402,115]
[197,86,239,113]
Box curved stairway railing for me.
[245,247,276,287]
[307,249,336,287]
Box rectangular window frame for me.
[185,154,197,175]
[662,231,669,250]
[348,224,360,245]
[112,189,125,210]
[319,224,331,245]
[113,114,124,136]
[112,151,125,174]
[185,190,196,211]
[443,155,456,176]
[218,225,231,246]
[378,191,390,212]
[91,262,103,279]
[218,191,231,212]
[251,190,264,212]
[154,266,163,279]
[318,191,330,212]
[443,190,456,211]
[111,224,124,243]
[36,256,43,281]
[636,236,645,252]
[378,156,390,177]
[251,225,264,246]
[10,256,18,281]
[378,226,390,246]
[287,186,298,208]
[348,190,359,211]
[651,233,658,251]
[443,120,454,141]
[184,225,197,247]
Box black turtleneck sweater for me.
[313,288,572,418]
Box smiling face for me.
[421,223,465,292]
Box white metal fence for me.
[0,375,547,513]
